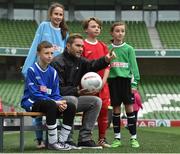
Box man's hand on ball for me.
[78,88,99,96]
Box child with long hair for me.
[108,21,140,148]
[22,2,68,77]
[21,2,69,148]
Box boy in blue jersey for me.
[21,41,76,150]
[21,2,69,148]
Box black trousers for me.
[32,99,76,126]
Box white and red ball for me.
[81,72,102,91]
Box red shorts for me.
[99,82,111,108]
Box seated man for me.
[51,33,115,148]
[21,41,76,150]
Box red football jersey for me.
[83,39,109,78]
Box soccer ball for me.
[81,72,102,91]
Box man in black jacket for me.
[51,33,115,148]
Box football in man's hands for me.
[81,72,102,91]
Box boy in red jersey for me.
[82,17,111,148]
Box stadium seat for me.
[138,76,180,119]
[156,21,180,48]
[67,21,152,49]
[0,19,37,48]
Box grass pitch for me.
[3,127,180,153]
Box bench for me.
[0,112,82,152]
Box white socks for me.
[131,134,137,139]
[59,124,72,143]
[115,133,121,139]
[47,123,57,144]
[47,123,72,144]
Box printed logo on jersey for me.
[53,45,63,53]
[40,86,47,93]
[40,85,52,94]
[36,76,41,80]
[29,82,34,86]
[86,50,93,54]
[47,89,52,95]
[111,62,129,68]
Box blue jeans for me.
[32,117,43,141]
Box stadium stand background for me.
[0,0,180,120]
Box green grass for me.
[3,127,180,153]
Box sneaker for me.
[48,142,71,150]
[78,140,103,149]
[35,139,46,149]
[66,141,82,150]
[130,139,140,148]
[111,139,122,148]
[98,138,111,148]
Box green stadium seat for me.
[0,19,37,48]
[138,76,180,119]
[0,80,24,109]
[156,21,180,48]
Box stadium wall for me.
[1,56,180,79]
[137,58,180,76]
[0,56,24,79]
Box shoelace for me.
[60,142,71,148]
[98,139,107,144]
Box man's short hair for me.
[66,33,83,45]
[37,41,53,52]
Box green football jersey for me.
[108,42,140,88]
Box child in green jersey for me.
[108,22,140,148]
